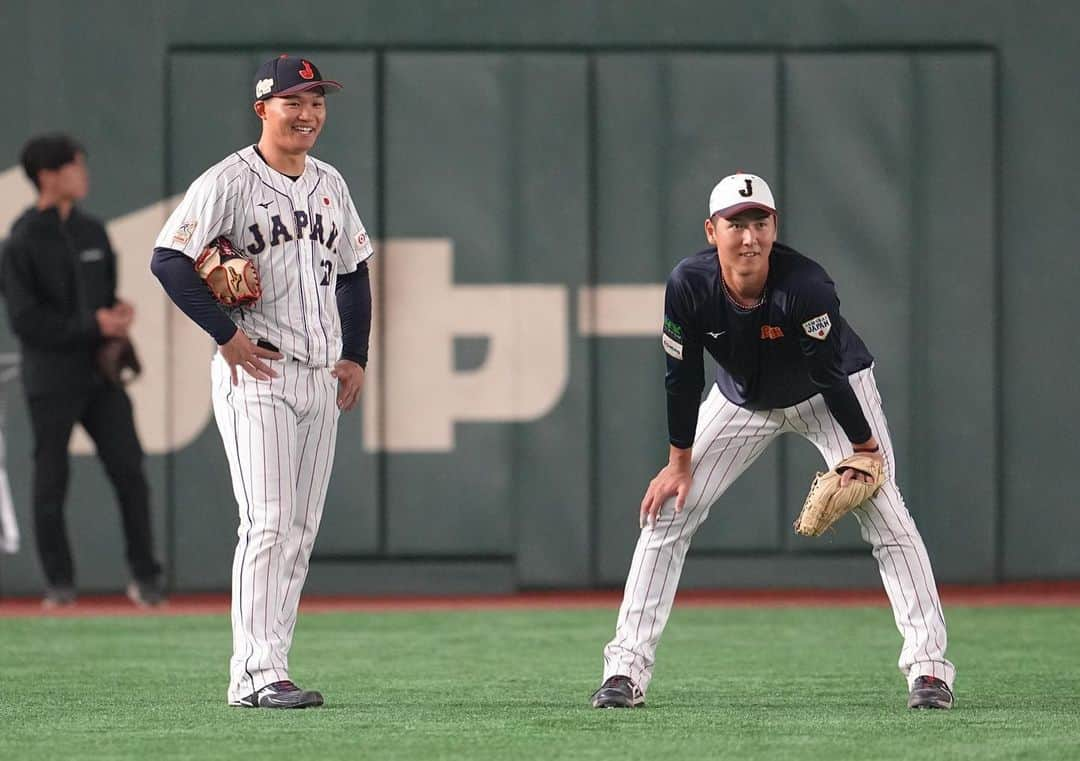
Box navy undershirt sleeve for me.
[335,262,371,368]
[819,384,871,444]
[150,247,238,345]
[795,280,872,444]
[663,272,705,449]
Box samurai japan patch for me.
[802,313,832,340]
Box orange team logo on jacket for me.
[760,325,784,340]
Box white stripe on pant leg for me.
[803,386,928,660]
[851,370,954,688]
[617,406,782,688]
[800,369,954,689]
[698,410,782,510]
[797,387,929,681]
[0,428,18,554]
[212,360,260,699]
[238,374,265,693]
[243,369,292,690]
[213,358,294,700]
[847,372,933,671]
[790,398,926,667]
[858,486,947,683]
[605,390,745,685]
[851,371,946,669]
[253,373,275,680]
[212,361,256,700]
[227,368,273,698]
[277,367,324,616]
[816,381,939,672]
[603,393,782,693]
[276,363,312,618]
[267,362,303,667]
[640,408,784,655]
[255,365,297,680]
[855,370,948,637]
[606,388,730,658]
[276,367,340,651]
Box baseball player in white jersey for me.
[151,55,373,709]
[591,173,956,711]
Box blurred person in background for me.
[0,134,164,608]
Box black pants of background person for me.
[27,382,161,588]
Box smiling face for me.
[254,89,326,157]
[704,208,777,278]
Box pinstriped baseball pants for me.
[210,354,340,702]
[602,366,955,695]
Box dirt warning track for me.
[1,581,1078,619]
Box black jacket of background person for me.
[1,206,117,396]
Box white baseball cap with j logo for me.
[708,172,777,219]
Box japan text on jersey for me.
[155,145,374,367]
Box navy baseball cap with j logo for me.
[253,55,343,101]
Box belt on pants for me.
[255,339,292,362]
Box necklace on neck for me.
[720,273,766,312]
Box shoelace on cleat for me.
[604,676,635,692]
[266,680,299,693]
[914,676,949,692]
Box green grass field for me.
[1,605,1078,760]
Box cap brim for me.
[261,80,344,99]
[710,201,776,219]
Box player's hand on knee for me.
[218,329,282,385]
[330,360,365,412]
[639,463,692,529]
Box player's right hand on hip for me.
[639,462,693,529]
[218,329,282,385]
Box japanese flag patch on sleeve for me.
[802,313,832,340]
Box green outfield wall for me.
[0,0,1075,596]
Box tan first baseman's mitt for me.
[793,453,887,536]
[194,236,261,307]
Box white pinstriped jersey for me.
[155,145,374,367]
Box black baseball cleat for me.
[591,675,645,708]
[231,680,325,709]
[908,675,955,709]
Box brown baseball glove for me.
[793,453,887,537]
[194,236,261,307]
[96,337,142,386]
